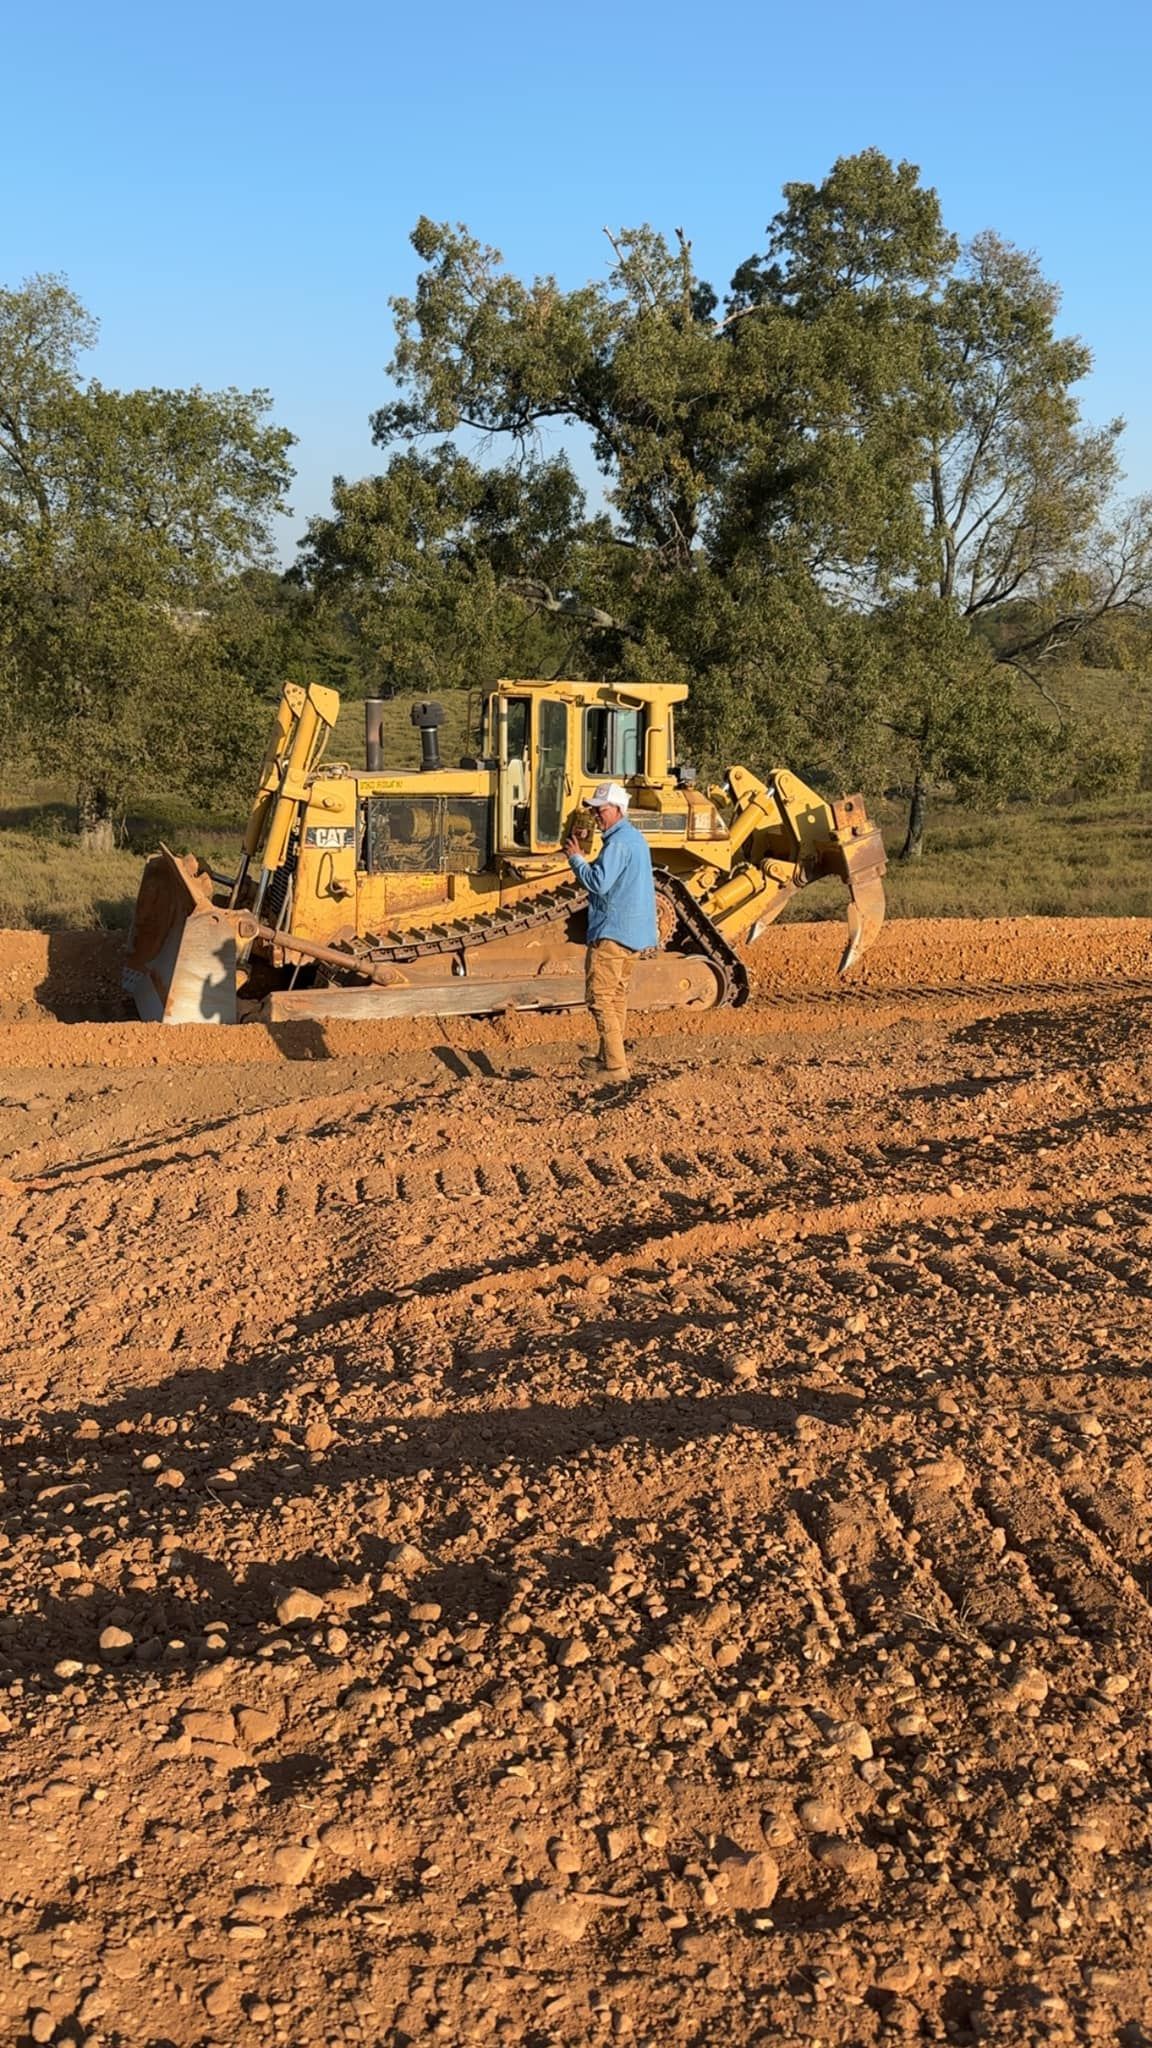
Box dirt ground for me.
[2,916,1152,2048]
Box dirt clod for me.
[235,1705,280,1746]
[519,1886,591,1943]
[269,1843,318,1887]
[273,1586,324,1626]
[714,1846,779,1911]
[812,1837,880,1880]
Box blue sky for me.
[5,0,1150,562]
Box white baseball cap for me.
[586,782,630,811]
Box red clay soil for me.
[2,915,1151,1066]
[1,919,1152,2046]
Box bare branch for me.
[602,227,661,311]
[997,583,1150,666]
[1001,655,1068,725]
[501,574,641,641]
[716,303,765,331]
[956,477,1015,565]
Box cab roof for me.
[496,679,689,705]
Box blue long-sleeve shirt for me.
[568,817,659,950]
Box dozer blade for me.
[122,846,240,1024]
[262,951,725,1023]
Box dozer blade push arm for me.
[689,765,887,974]
[238,678,341,891]
[123,681,344,1023]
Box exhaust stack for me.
[411,699,445,772]
[365,698,385,772]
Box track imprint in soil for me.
[1,916,1151,2046]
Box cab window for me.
[505,698,529,760]
[584,706,643,779]
[535,700,569,843]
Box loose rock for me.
[714,1846,779,1911]
[271,1843,318,1886]
[813,1836,879,1879]
[519,1886,590,1943]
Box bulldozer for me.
[123,677,887,1025]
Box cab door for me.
[493,693,531,852]
[531,696,571,849]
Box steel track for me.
[315,871,749,1008]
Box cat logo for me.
[304,825,355,850]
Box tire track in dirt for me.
[417,1174,1151,1309]
[1,936,1152,2047]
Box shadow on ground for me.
[34,930,130,1019]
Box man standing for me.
[564,781,658,1083]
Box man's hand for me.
[563,832,585,860]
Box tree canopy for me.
[0,274,295,840]
[303,150,1152,841]
[6,157,1151,855]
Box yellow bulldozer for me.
[124,677,887,1025]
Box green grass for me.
[1028,659,1152,731]
[880,794,1152,920]
[0,834,143,931]
[0,779,245,931]
[785,789,1152,926]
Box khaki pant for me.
[585,939,636,1074]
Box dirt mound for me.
[747,911,1152,996]
[1,932,1151,2043]
[0,927,127,1021]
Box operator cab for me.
[485,681,684,859]
[492,690,562,851]
[493,690,626,852]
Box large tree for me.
[0,275,295,844]
[298,445,604,699]
[303,153,1151,833]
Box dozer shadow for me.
[35,927,131,1020]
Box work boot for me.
[579,1055,630,1082]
